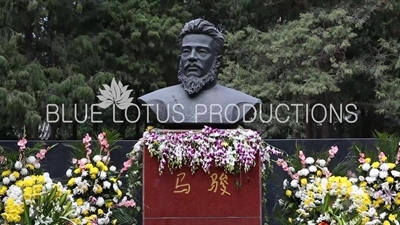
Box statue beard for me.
[178,59,219,95]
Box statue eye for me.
[181,49,190,55]
[198,49,208,56]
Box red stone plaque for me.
[142,129,262,225]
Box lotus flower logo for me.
[97,78,134,110]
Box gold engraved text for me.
[208,172,231,195]
[174,172,191,194]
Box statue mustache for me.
[185,62,202,70]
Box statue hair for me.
[178,18,224,60]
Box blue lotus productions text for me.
[46,102,358,124]
[257,103,358,124]
[171,103,358,124]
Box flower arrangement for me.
[354,136,400,225]
[129,126,282,176]
[23,181,78,225]
[274,146,376,225]
[65,132,136,225]
[0,133,77,224]
[125,141,143,222]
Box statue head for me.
[177,18,224,95]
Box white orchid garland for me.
[129,126,282,176]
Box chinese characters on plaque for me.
[173,172,191,194]
[174,172,231,195]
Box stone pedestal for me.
[142,129,262,225]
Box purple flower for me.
[140,126,281,175]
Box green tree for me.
[221,0,400,138]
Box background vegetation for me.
[1,0,399,140]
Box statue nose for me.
[188,50,197,61]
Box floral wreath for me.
[129,126,282,177]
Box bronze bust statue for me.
[139,18,261,129]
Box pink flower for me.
[276,159,289,170]
[78,159,87,169]
[98,132,105,141]
[298,151,305,160]
[97,132,110,156]
[299,151,306,167]
[119,200,136,207]
[358,153,366,163]
[117,197,136,208]
[327,146,339,163]
[83,133,92,146]
[85,147,92,160]
[36,148,48,160]
[82,133,92,160]
[282,163,289,171]
[83,133,93,160]
[17,137,27,151]
[378,152,387,163]
[0,156,6,164]
[72,158,77,164]
[120,159,133,174]
[324,171,332,177]
[101,139,109,150]
[98,132,110,149]
[328,146,338,158]
[276,158,294,177]
[276,158,284,166]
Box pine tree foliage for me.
[0,0,399,139]
[220,0,400,138]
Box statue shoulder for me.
[215,85,261,105]
[138,85,184,104]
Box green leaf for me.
[63,141,86,160]
[22,199,31,225]
[111,207,136,224]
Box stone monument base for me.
[142,129,262,225]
